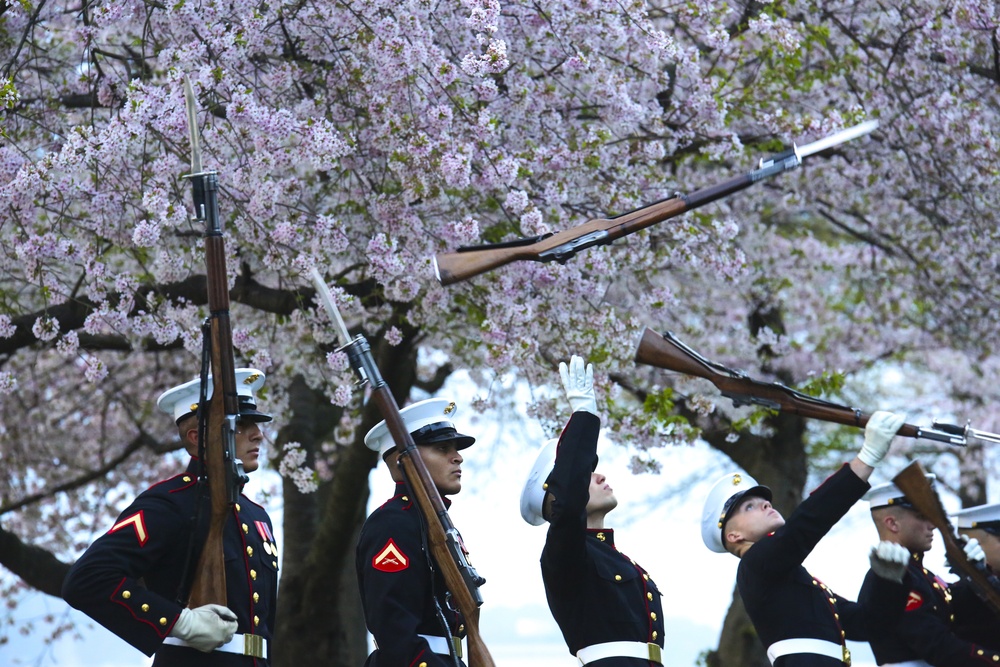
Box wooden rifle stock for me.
[634,328,966,445]
[434,121,880,285]
[434,198,687,286]
[892,462,1000,617]
[184,78,243,609]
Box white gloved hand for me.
[859,411,906,467]
[869,540,910,583]
[559,355,596,415]
[169,604,238,652]
[962,536,986,565]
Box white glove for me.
[859,411,906,467]
[559,355,596,415]
[869,540,910,583]
[169,604,238,652]
[963,536,986,565]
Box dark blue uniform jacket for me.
[541,411,665,665]
[738,464,910,667]
[63,459,277,666]
[356,483,467,667]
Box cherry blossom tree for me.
[1,0,999,664]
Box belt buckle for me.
[842,644,851,666]
[244,634,265,659]
[648,642,662,664]
[452,636,463,660]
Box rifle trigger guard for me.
[537,230,610,263]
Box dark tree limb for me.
[0,524,71,597]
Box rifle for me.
[892,461,1000,617]
[309,268,495,667]
[633,327,994,447]
[433,120,878,286]
[183,77,248,608]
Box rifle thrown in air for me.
[310,268,495,667]
[633,327,1000,447]
[182,77,248,608]
[433,120,878,286]
[893,461,1000,617]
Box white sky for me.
[1,372,979,667]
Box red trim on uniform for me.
[109,511,149,547]
[234,504,254,626]
[166,477,197,493]
[109,577,175,637]
[377,492,409,511]
[147,472,196,492]
[408,649,427,667]
[586,528,615,537]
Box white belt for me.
[163,633,267,658]
[882,662,931,667]
[418,634,462,659]
[577,641,663,665]
[766,638,847,664]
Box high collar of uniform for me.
[186,457,246,491]
[391,482,451,508]
[587,528,615,546]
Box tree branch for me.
[0,273,384,357]
[0,523,71,597]
[0,430,171,516]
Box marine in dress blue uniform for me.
[953,502,1000,650]
[859,482,1000,666]
[356,398,477,667]
[701,411,913,666]
[62,369,278,666]
[520,355,664,666]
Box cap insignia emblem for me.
[444,401,456,415]
[732,474,742,486]
[189,402,199,412]
[244,373,261,384]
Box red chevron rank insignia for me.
[372,539,409,572]
[109,511,149,547]
[905,590,924,611]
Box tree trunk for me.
[272,374,369,666]
[704,586,770,667]
[273,329,424,667]
[956,440,987,508]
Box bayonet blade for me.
[183,76,203,175]
[310,267,353,347]
[796,120,878,159]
